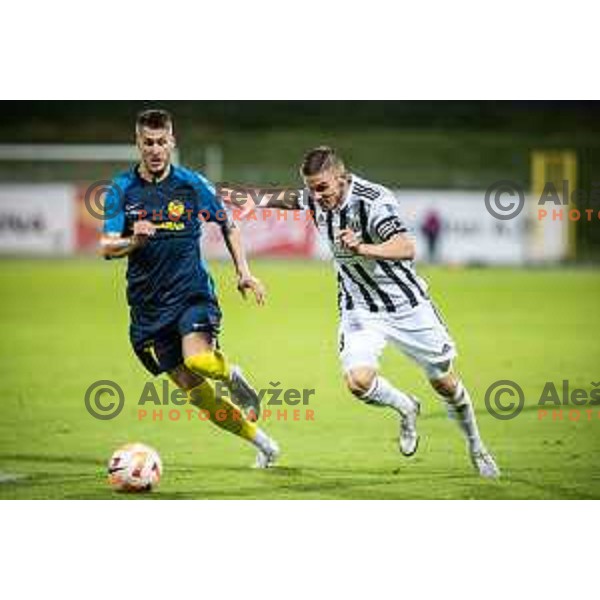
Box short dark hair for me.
[136,109,173,133]
[301,146,345,176]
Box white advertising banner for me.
[0,184,76,254]
[394,190,566,265]
[0,184,567,263]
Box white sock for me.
[361,376,415,417]
[251,428,274,453]
[446,382,483,453]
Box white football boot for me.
[254,439,280,469]
[470,446,500,478]
[399,395,420,457]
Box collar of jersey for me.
[133,163,173,185]
[337,173,355,211]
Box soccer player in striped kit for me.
[237,146,499,477]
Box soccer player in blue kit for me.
[100,109,279,468]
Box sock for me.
[187,381,257,441]
[360,376,415,417]
[444,381,483,453]
[251,428,276,455]
[184,350,230,381]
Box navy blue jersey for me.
[103,165,228,343]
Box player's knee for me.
[184,350,229,381]
[168,365,205,391]
[430,373,457,398]
[345,368,377,398]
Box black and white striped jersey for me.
[299,174,429,315]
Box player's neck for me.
[138,163,171,183]
[337,177,352,208]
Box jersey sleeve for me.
[194,172,232,227]
[102,179,126,235]
[368,194,411,241]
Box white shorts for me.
[338,301,457,380]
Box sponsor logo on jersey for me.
[167,199,186,219]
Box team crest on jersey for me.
[167,199,186,219]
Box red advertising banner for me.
[201,208,316,259]
[75,185,102,254]
[75,184,317,258]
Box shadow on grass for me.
[2,452,597,500]
[0,452,102,466]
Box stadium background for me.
[0,101,599,498]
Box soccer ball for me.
[107,443,162,492]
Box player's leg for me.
[340,314,420,456]
[178,302,262,420]
[166,360,279,468]
[429,366,482,452]
[428,366,499,478]
[390,301,499,477]
[176,327,278,467]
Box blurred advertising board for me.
[0,184,567,264]
[0,184,75,254]
[390,190,567,265]
[201,209,316,259]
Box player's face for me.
[304,168,346,210]
[137,127,174,177]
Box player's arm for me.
[339,231,416,260]
[219,221,266,305]
[339,198,416,260]
[196,172,266,304]
[99,233,137,258]
[99,221,155,258]
[98,178,156,259]
[99,221,156,258]
[219,184,302,211]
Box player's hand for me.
[237,274,266,306]
[339,228,363,254]
[220,187,256,218]
[133,220,157,237]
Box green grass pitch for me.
[0,258,599,499]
